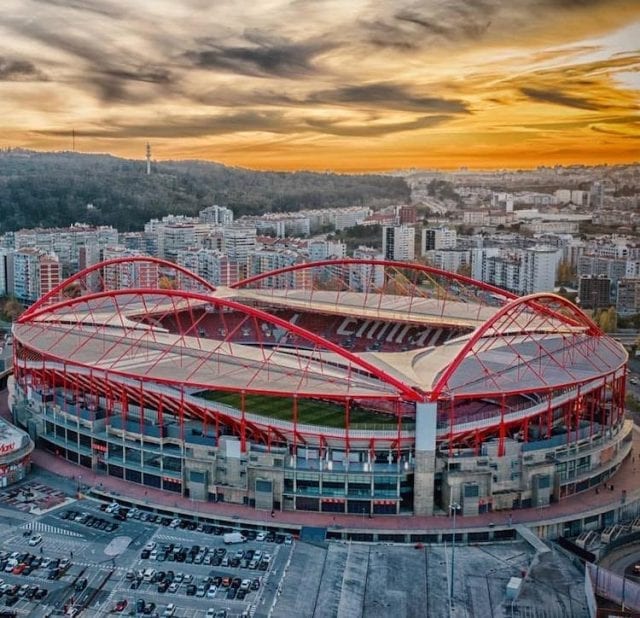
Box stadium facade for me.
[9,258,631,517]
[0,416,33,487]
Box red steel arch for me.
[17,286,422,401]
[231,258,519,302]
[430,292,621,400]
[22,256,217,320]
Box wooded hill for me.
[0,150,410,232]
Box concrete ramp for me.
[515,524,550,554]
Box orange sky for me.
[0,0,638,171]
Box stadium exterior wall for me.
[8,257,632,519]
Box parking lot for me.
[0,497,292,617]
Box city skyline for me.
[0,0,638,171]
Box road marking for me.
[20,521,84,537]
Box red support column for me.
[158,393,164,428]
[618,373,626,425]
[62,371,68,413]
[121,384,128,425]
[395,399,401,459]
[240,391,247,454]
[139,382,145,436]
[498,394,506,457]
[89,371,95,421]
[105,379,113,424]
[448,398,455,457]
[575,386,582,443]
[179,391,185,443]
[292,395,298,456]
[345,398,351,456]
[74,378,80,420]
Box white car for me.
[169,518,181,528]
[28,534,43,546]
[207,585,217,598]
[106,503,120,514]
[144,541,156,552]
[163,604,176,617]
[256,532,267,541]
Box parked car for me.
[28,534,43,547]
[114,599,128,612]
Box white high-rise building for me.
[223,225,257,262]
[520,246,561,294]
[382,225,415,262]
[199,205,234,227]
[473,246,560,295]
[0,248,11,296]
[421,227,457,253]
[307,239,347,261]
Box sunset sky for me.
[0,0,638,171]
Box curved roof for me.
[14,258,627,402]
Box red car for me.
[114,599,128,612]
[12,564,26,575]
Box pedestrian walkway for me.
[20,520,83,538]
[514,524,550,554]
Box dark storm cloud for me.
[0,57,47,81]
[537,0,606,7]
[305,114,452,137]
[362,0,495,50]
[309,83,470,114]
[360,0,622,52]
[30,0,124,18]
[394,5,494,42]
[3,18,175,102]
[35,109,454,140]
[36,110,300,139]
[184,34,333,78]
[93,66,174,102]
[520,86,607,110]
[591,124,640,138]
[194,82,469,116]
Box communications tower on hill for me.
[146,143,151,175]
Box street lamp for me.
[449,502,461,616]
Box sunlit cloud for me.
[0,0,638,170]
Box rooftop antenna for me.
[146,142,151,175]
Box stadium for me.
[9,257,631,518]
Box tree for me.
[1,297,24,321]
[595,306,617,332]
[556,259,575,286]
[158,276,178,290]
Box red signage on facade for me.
[0,442,16,454]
